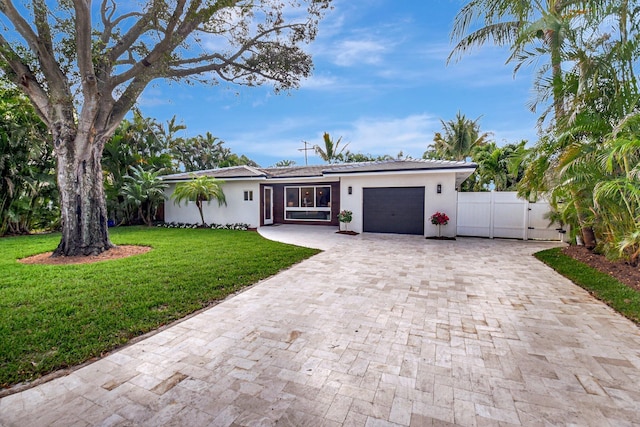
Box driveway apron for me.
[1,228,640,426]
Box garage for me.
[362,187,425,235]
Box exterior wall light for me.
[348,186,352,195]
[437,184,442,194]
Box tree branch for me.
[74,0,100,149]
[0,34,51,125]
[0,0,74,125]
[100,0,144,45]
[30,0,73,108]
[105,8,156,63]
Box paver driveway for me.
[2,227,640,426]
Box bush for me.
[156,222,250,231]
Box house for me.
[161,159,477,236]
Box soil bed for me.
[563,245,640,291]
[19,245,151,265]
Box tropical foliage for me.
[423,112,525,192]
[312,132,350,164]
[0,86,254,235]
[120,166,168,227]
[171,176,227,226]
[452,0,640,264]
[0,82,57,236]
[423,112,491,161]
[273,160,297,167]
[102,111,254,226]
[469,141,528,191]
[341,151,408,163]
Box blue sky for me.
[138,0,538,167]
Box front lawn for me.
[535,247,640,325]
[0,227,319,389]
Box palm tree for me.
[426,112,490,161]
[449,1,605,125]
[312,132,349,164]
[121,166,168,226]
[172,175,227,226]
[451,1,636,251]
[591,114,640,264]
[0,82,56,235]
[273,160,296,167]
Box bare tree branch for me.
[105,4,159,63]
[100,0,144,45]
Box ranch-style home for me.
[161,159,477,237]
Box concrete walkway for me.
[2,227,640,426]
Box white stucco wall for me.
[339,172,459,237]
[163,181,261,227]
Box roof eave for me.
[324,165,477,177]
[162,175,268,183]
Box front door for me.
[264,186,274,225]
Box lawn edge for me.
[534,247,640,327]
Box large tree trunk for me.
[53,132,114,257]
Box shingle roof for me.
[161,159,477,181]
[321,159,476,175]
[161,165,267,181]
[261,165,330,178]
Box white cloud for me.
[299,74,341,89]
[333,39,388,66]
[137,87,175,107]
[225,116,319,160]
[223,113,440,165]
[437,45,535,88]
[338,114,439,157]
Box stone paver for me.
[2,226,640,426]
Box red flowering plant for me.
[430,211,449,226]
[338,210,353,232]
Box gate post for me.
[523,200,529,241]
[489,191,495,239]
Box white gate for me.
[456,192,566,241]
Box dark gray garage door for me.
[363,187,425,235]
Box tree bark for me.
[571,189,597,250]
[53,131,114,257]
[196,200,206,226]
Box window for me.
[284,185,331,221]
[243,190,253,201]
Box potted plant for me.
[338,209,353,233]
[430,211,449,238]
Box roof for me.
[162,165,267,180]
[161,159,477,182]
[320,159,476,175]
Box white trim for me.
[284,185,332,222]
[163,176,267,184]
[264,186,274,225]
[325,168,477,178]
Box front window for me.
[285,186,331,221]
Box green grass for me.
[535,247,640,324]
[0,227,319,388]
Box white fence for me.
[456,192,566,241]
